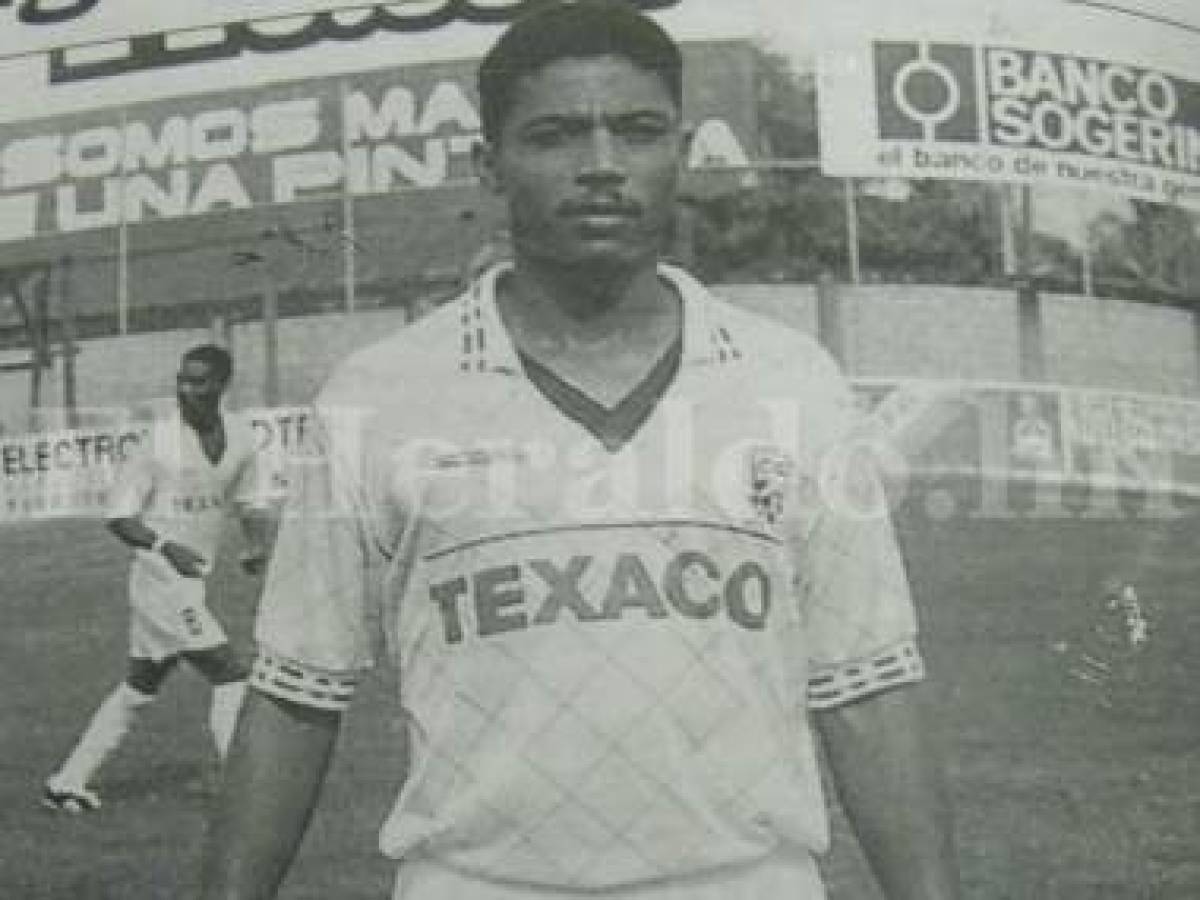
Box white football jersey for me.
[109,411,263,569]
[253,265,924,893]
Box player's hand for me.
[161,541,208,578]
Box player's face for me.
[176,359,225,430]
[479,55,686,276]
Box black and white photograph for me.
[1,1,1198,897]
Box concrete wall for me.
[0,308,415,430]
[713,283,819,337]
[2,282,1196,429]
[1041,293,1199,395]
[838,284,1023,382]
[738,282,1198,395]
[225,308,412,408]
[0,328,212,431]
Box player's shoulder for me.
[315,296,467,410]
[670,267,846,390]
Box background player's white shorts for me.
[391,850,826,900]
[128,555,225,661]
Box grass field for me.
[2,484,1198,899]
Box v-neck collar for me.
[157,412,228,468]
[518,334,682,453]
[462,263,725,453]
[194,419,227,467]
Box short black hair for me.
[478,0,683,143]
[182,344,232,383]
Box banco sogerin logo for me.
[874,41,980,142]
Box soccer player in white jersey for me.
[43,344,271,813]
[200,3,960,898]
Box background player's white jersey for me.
[109,411,262,576]
[254,266,924,893]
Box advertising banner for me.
[850,379,1200,509]
[0,1,728,62]
[245,404,317,499]
[0,0,793,126]
[815,0,1200,206]
[0,2,436,58]
[0,420,149,521]
[1059,389,1200,492]
[0,40,757,243]
[0,405,306,521]
[5,384,1198,525]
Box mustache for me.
[557,197,643,217]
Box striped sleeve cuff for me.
[251,649,360,712]
[807,639,925,710]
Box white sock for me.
[209,681,247,760]
[52,683,154,791]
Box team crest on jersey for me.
[747,445,794,526]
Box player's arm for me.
[105,514,158,552]
[797,376,960,899]
[813,684,960,900]
[106,439,207,577]
[106,516,208,578]
[232,426,282,576]
[199,689,340,900]
[235,506,278,576]
[201,400,388,898]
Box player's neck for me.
[499,258,676,354]
[184,411,226,463]
[184,410,223,435]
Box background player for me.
[200,3,960,898]
[43,344,272,813]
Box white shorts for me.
[128,553,226,661]
[391,851,826,900]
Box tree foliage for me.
[681,47,1001,286]
[1088,202,1200,306]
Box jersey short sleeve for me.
[251,405,391,712]
[794,373,925,711]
